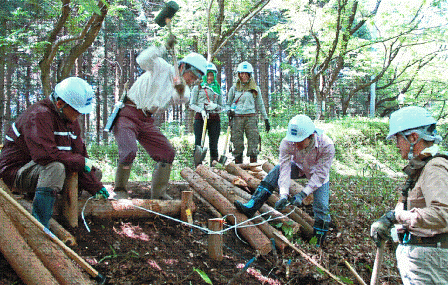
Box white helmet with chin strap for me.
[387,106,441,159]
[179,52,207,79]
[206,62,218,74]
[285,115,316,142]
[237,61,254,74]
[54,77,94,114]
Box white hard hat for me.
[179,52,208,77]
[285,115,316,142]
[54,77,94,114]
[387,106,437,140]
[237,61,254,74]
[206,62,218,73]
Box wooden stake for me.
[62,172,78,228]
[181,191,194,223]
[208,218,224,261]
[344,260,367,285]
[370,243,384,285]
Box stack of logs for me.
[180,161,315,256]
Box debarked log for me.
[225,162,261,191]
[195,165,287,251]
[80,198,185,218]
[18,199,77,246]
[0,189,95,285]
[181,167,272,255]
[0,207,59,285]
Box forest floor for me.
[0,179,402,285]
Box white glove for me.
[205,102,218,111]
[201,109,208,119]
[84,157,94,173]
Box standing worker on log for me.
[370,106,448,284]
[189,62,223,166]
[226,61,270,164]
[0,77,109,228]
[112,37,208,199]
[234,114,335,247]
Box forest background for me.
[1,0,448,180]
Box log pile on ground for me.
[180,161,316,254]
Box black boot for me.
[313,219,330,247]
[234,181,273,218]
[234,154,243,164]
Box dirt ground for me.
[0,181,401,285]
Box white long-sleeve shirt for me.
[126,45,188,114]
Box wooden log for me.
[181,167,272,255]
[208,218,224,261]
[212,169,300,230]
[247,170,267,181]
[193,191,222,218]
[18,199,77,246]
[0,189,96,284]
[196,165,287,251]
[238,162,264,170]
[181,191,194,223]
[62,172,78,228]
[80,198,184,218]
[211,167,249,188]
[269,194,314,237]
[0,207,59,285]
[225,162,261,190]
[262,161,314,205]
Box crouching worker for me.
[234,114,335,247]
[112,37,208,199]
[0,77,109,228]
[370,106,448,285]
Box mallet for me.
[155,1,182,87]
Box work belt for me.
[125,100,152,117]
[399,232,448,249]
[234,113,256,117]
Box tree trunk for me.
[181,167,272,255]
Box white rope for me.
[81,198,296,236]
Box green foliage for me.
[193,268,213,284]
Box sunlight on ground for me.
[113,222,151,241]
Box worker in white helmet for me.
[370,106,448,284]
[112,37,208,200]
[234,114,335,247]
[0,77,109,228]
[226,61,270,164]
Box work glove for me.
[265,119,270,132]
[84,158,94,173]
[166,34,177,50]
[290,191,307,207]
[201,109,208,120]
[370,210,396,247]
[274,195,289,211]
[205,102,218,111]
[94,187,109,200]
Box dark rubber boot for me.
[234,181,272,218]
[313,219,330,247]
[234,154,243,164]
[32,187,56,228]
